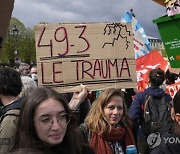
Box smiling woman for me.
[77,88,135,154]
[10,87,94,154]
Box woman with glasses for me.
[78,88,135,154]
[11,87,94,154]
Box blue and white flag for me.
[120,11,152,59]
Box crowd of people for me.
[0,63,180,154]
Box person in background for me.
[78,88,135,154]
[20,76,37,97]
[0,67,24,153]
[150,89,180,154]
[87,91,96,104]
[122,88,136,110]
[129,68,172,154]
[30,65,38,84]
[18,63,30,77]
[11,87,94,154]
[165,69,179,85]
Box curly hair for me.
[0,67,22,96]
[84,88,132,136]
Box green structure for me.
[153,14,180,68]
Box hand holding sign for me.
[68,84,89,110]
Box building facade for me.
[148,36,164,50]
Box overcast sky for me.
[12,0,166,38]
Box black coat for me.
[150,129,180,154]
[40,144,94,154]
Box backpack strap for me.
[143,95,151,118]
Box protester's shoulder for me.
[77,123,91,143]
[0,110,19,136]
[79,123,89,130]
[0,98,24,122]
[3,99,23,117]
[16,96,26,106]
[5,97,26,111]
[4,109,20,116]
[2,109,20,123]
[78,123,89,133]
[135,89,147,98]
[82,144,94,154]
[132,91,146,104]
[164,93,172,102]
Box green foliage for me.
[0,17,36,67]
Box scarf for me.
[90,126,135,154]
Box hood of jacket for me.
[144,86,166,97]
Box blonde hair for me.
[85,88,132,136]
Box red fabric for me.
[136,50,168,92]
[166,80,180,98]
[90,126,135,154]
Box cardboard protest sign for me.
[35,23,136,93]
[152,0,166,6]
[0,0,14,53]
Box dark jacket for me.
[38,143,94,154]
[150,129,180,154]
[77,123,91,144]
[128,87,172,140]
[10,144,94,154]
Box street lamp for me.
[12,25,19,37]
[12,25,19,65]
